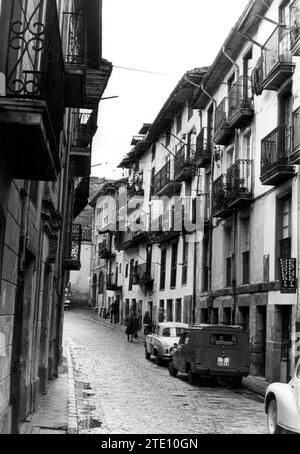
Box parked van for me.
[168,324,250,387]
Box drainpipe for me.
[221,47,240,325]
[200,84,217,323]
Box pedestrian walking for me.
[125,310,138,342]
[143,311,152,335]
[110,301,118,324]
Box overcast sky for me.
[91,0,250,180]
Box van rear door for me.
[204,330,248,372]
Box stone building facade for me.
[0,0,112,433]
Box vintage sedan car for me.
[265,357,300,434]
[145,322,188,364]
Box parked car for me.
[145,322,189,365]
[168,324,250,387]
[265,357,300,434]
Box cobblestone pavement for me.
[64,309,268,435]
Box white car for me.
[144,322,188,365]
[265,357,300,434]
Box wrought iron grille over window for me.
[5,0,64,147]
[65,224,82,262]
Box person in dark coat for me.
[143,311,152,335]
[125,310,138,342]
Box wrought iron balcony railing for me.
[106,273,121,290]
[133,263,153,291]
[212,174,231,218]
[71,110,97,148]
[227,76,254,128]
[261,26,295,90]
[0,0,64,180]
[290,0,300,55]
[194,127,213,167]
[215,98,228,133]
[226,159,253,207]
[62,12,85,65]
[5,0,64,148]
[174,144,193,180]
[153,161,172,195]
[214,98,234,145]
[63,224,82,270]
[260,125,295,185]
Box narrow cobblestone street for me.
[63,309,268,435]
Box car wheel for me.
[267,398,281,434]
[155,354,162,366]
[187,367,196,386]
[168,361,178,377]
[145,346,151,360]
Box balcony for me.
[194,128,213,167]
[70,110,97,177]
[290,107,300,164]
[212,175,232,219]
[227,77,254,129]
[0,0,64,180]
[150,210,181,244]
[261,27,295,91]
[174,145,194,181]
[106,273,122,291]
[152,161,181,197]
[98,242,115,259]
[226,159,253,209]
[63,11,86,108]
[290,0,300,56]
[260,126,295,186]
[63,224,82,270]
[214,98,235,145]
[132,263,154,292]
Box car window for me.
[162,328,170,337]
[155,326,160,335]
[210,334,237,346]
[175,327,186,336]
[179,332,187,345]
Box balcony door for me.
[279,88,293,157]
[279,1,291,58]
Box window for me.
[203,237,209,292]
[176,113,182,134]
[279,195,291,258]
[226,257,232,288]
[170,241,178,288]
[165,130,171,147]
[242,251,250,285]
[162,328,171,337]
[210,334,237,346]
[179,332,189,345]
[182,236,188,285]
[125,263,129,278]
[151,143,156,161]
[187,101,193,121]
[160,248,167,290]
[175,298,182,322]
[128,259,134,290]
